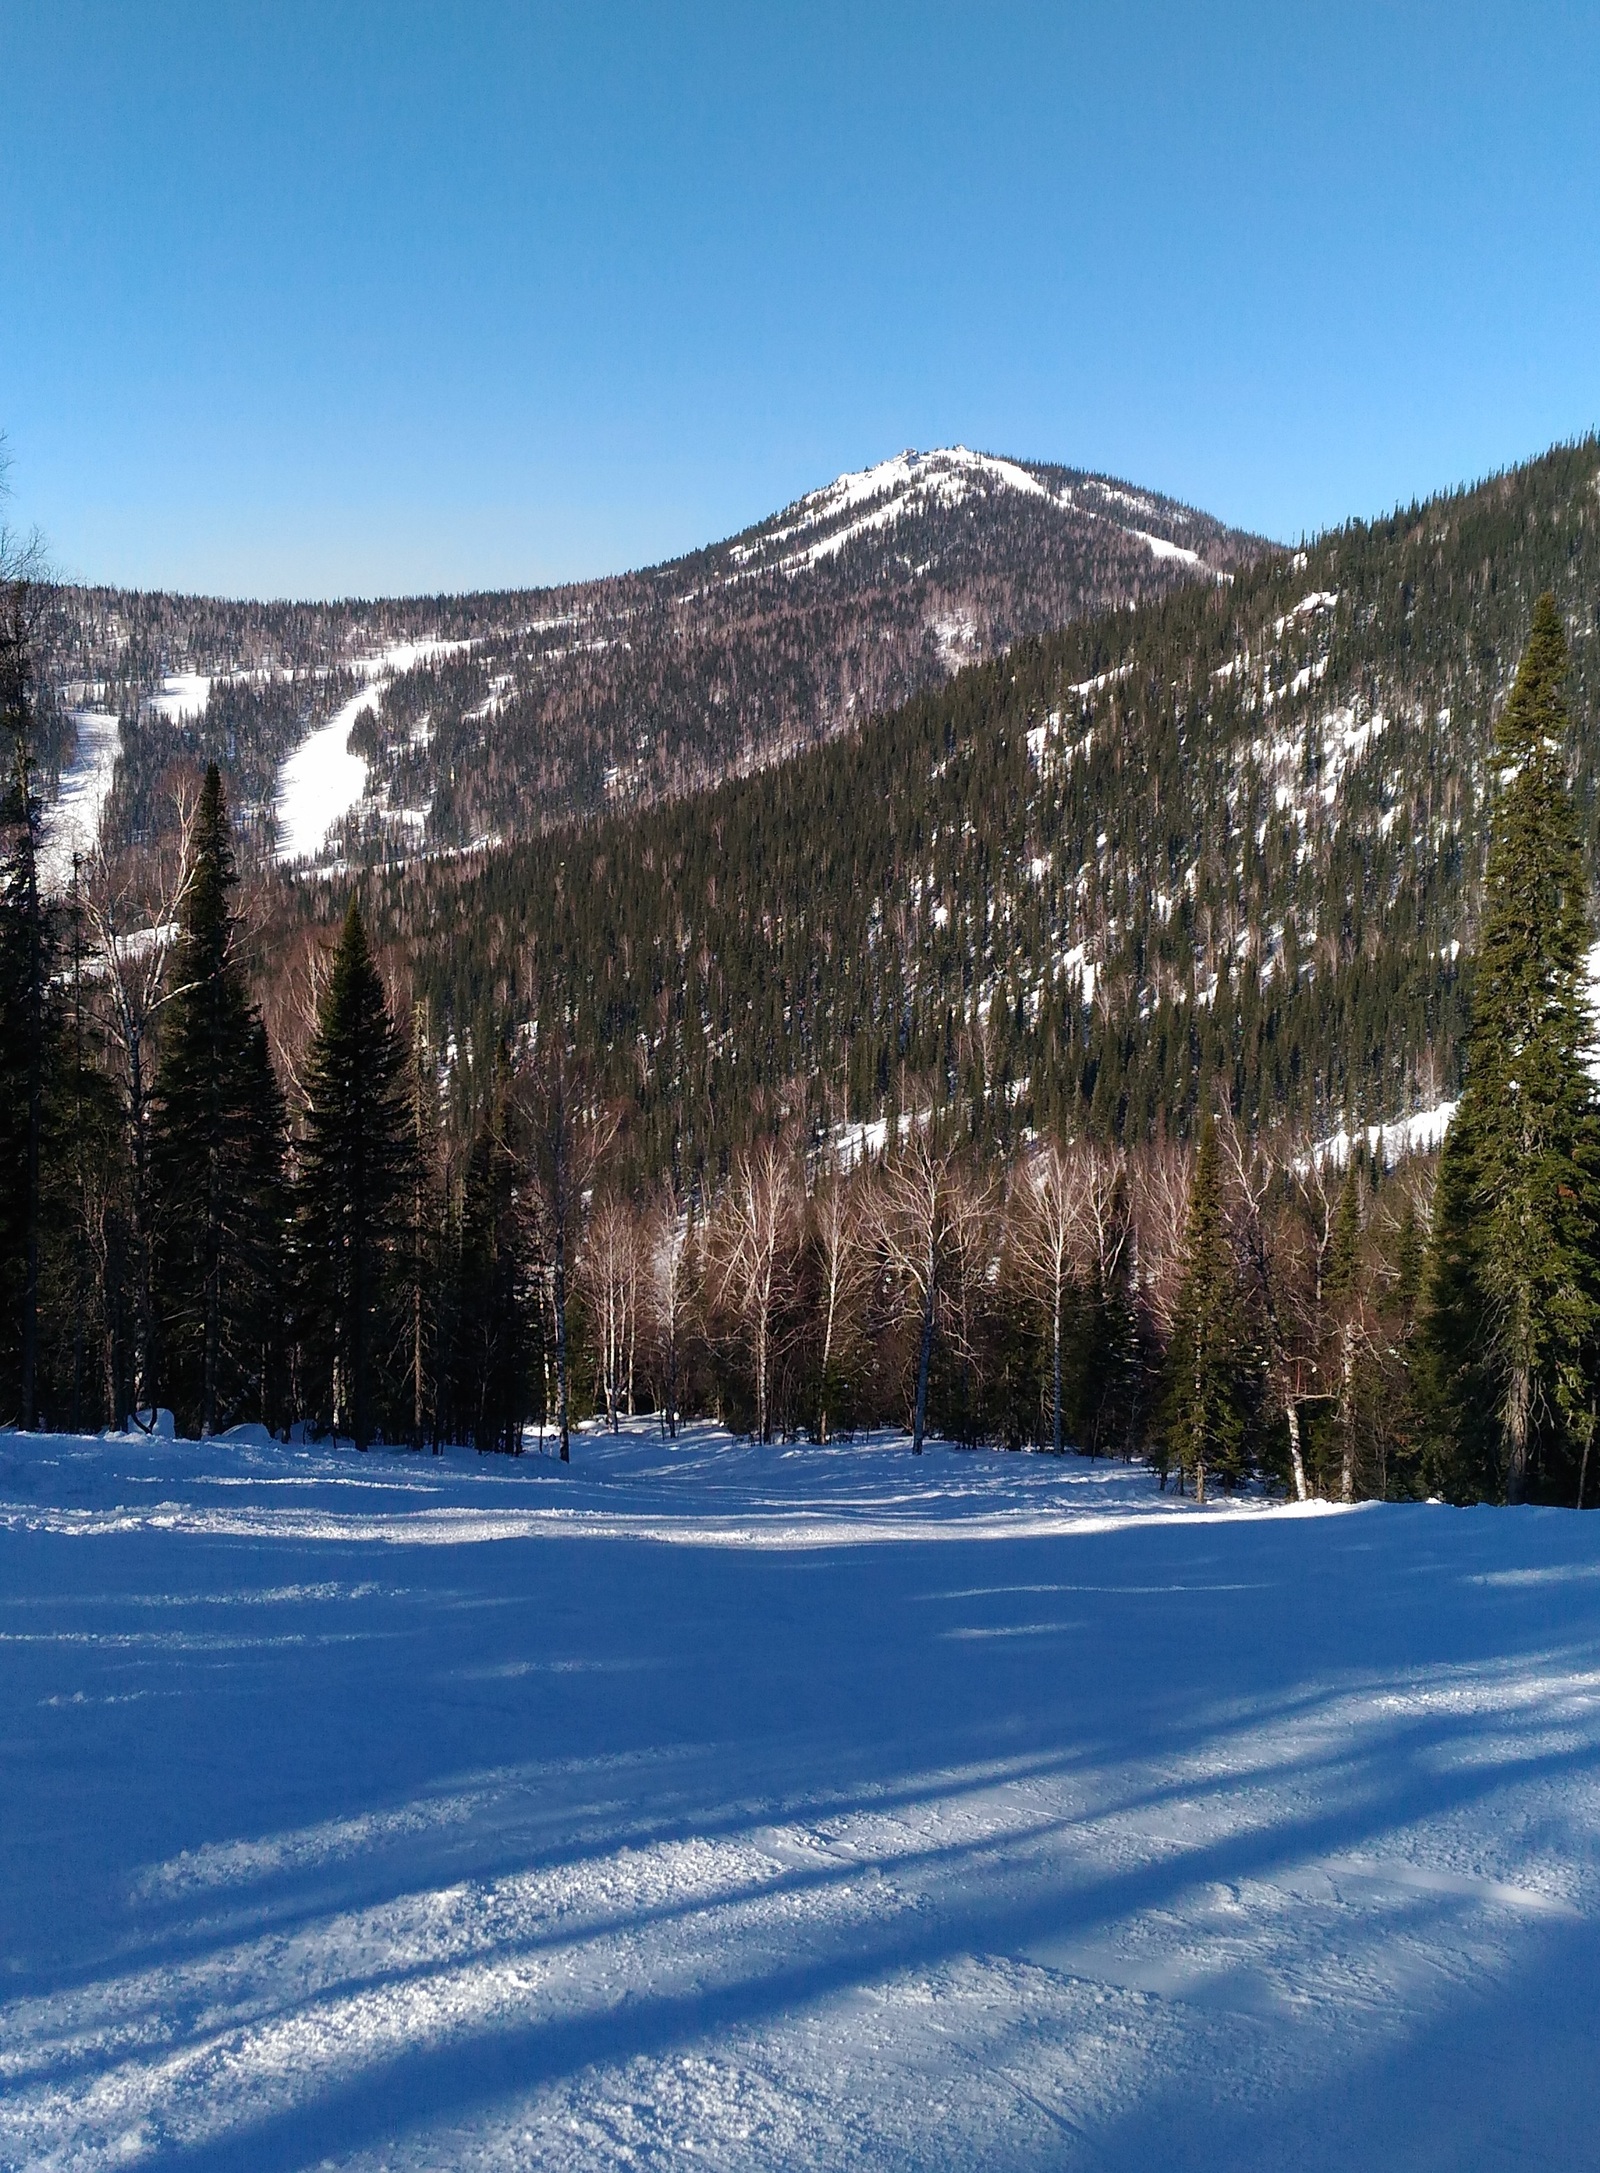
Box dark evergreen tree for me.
[1159,1119,1257,1500]
[151,767,287,1435]
[452,1061,533,1452]
[1419,596,1600,1501]
[295,902,416,1448]
[0,719,56,1429]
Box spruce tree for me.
[1159,1118,1256,1501]
[295,902,416,1448]
[151,767,287,1435]
[0,742,57,1428]
[1325,1160,1364,1502]
[1419,595,1600,1502]
[453,1062,531,1453]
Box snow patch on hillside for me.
[39,711,121,891]
[1309,1102,1458,1171]
[274,640,471,864]
[144,670,213,720]
[733,449,1209,582]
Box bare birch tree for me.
[81,802,201,1423]
[807,1163,870,1443]
[644,1184,695,1439]
[511,1025,615,1461]
[874,1134,977,1454]
[1009,1140,1078,1454]
[1218,1119,1315,1502]
[712,1138,799,1443]
[580,1194,640,1432]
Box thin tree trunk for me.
[555,1208,569,1462]
[1052,1282,1063,1455]
[1578,1407,1594,1510]
[19,750,43,1429]
[755,1302,769,1444]
[1285,1397,1310,1502]
[1338,1322,1356,1503]
[912,1277,934,1455]
[626,1275,635,1420]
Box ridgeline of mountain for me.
[39,448,1260,859]
[306,437,1600,1181]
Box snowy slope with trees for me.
[4,1424,1600,2171]
[34,449,1259,863]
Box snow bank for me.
[4,1422,1600,2170]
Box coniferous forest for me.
[6,441,1600,1508]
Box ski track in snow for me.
[4,1422,1600,2170]
[40,711,122,891]
[275,641,468,864]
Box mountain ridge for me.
[295,435,1599,1181]
[36,446,1265,867]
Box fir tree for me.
[1326,1160,1364,1502]
[1159,1118,1256,1501]
[453,1061,532,1453]
[151,768,287,1435]
[1420,595,1600,1502]
[0,738,57,1428]
[295,902,416,1448]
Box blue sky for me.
[3,1,1598,598]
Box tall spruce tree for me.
[0,707,56,1429]
[1419,595,1600,1502]
[1159,1118,1256,1501]
[452,1060,532,1453]
[151,767,287,1435]
[295,901,416,1448]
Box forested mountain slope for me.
[39,449,1255,859]
[324,439,1600,1181]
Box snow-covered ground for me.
[273,680,383,863]
[39,710,121,891]
[4,1422,1600,2170]
[274,641,470,863]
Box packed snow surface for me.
[39,710,121,891]
[273,681,383,862]
[5,1423,1600,2170]
[274,641,468,864]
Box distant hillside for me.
[318,438,1600,1179]
[36,448,1262,862]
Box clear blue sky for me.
[4,1,1598,599]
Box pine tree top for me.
[1493,592,1571,772]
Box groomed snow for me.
[39,710,121,891]
[274,642,471,864]
[144,671,214,722]
[274,681,384,863]
[5,1425,1600,2171]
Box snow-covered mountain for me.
[37,449,1264,869]
[712,445,1223,582]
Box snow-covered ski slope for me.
[4,1424,1600,2171]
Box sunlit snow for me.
[731,449,1211,582]
[5,1422,1600,2170]
[274,640,469,864]
[39,709,121,891]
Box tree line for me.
[305,438,1597,1197]
[6,484,1600,1504]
